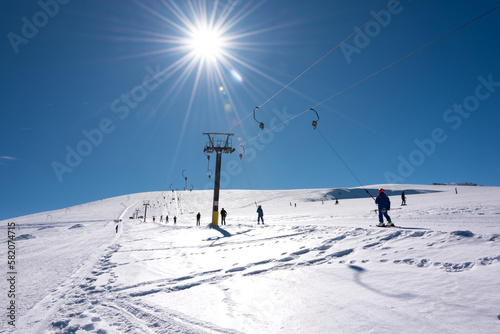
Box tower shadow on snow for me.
[209,224,232,237]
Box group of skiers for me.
[195,207,229,226]
[122,188,404,229]
[193,205,265,226]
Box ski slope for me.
[1,184,500,333]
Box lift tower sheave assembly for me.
[203,132,235,226]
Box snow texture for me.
[1,184,500,333]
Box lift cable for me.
[316,127,374,200]
[168,150,204,189]
[228,0,400,131]
[239,145,258,207]
[239,4,500,146]
[313,3,500,109]
[172,4,499,192]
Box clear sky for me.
[2,0,500,220]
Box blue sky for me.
[2,0,500,220]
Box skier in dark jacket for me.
[196,212,201,226]
[375,189,393,227]
[257,205,264,225]
[220,208,227,225]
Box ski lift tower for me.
[143,200,150,222]
[203,132,235,226]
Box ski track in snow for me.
[2,185,500,333]
[39,225,499,333]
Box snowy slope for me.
[1,184,500,333]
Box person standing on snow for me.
[196,212,201,226]
[375,189,393,227]
[257,205,264,225]
[401,191,406,206]
[220,208,227,225]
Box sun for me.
[188,26,225,60]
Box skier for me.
[375,189,393,227]
[257,205,264,225]
[401,191,406,206]
[173,216,177,224]
[196,212,201,226]
[220,208,227,225]
[115,225,118,233]
[166,215,169,223]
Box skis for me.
[372,208,402,213]
[370,224,399,228]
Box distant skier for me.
[160,215,163,222]
[196,212,201,226]
[173,216,177,224]
[220,208,227,225]
[115,225,118,233]
[257,205,264,225]
[401,191,406,206]
[166,215,169,223]
[375,189,393,227]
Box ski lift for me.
[182,170,188,190]
[204,150,213,178]
[239,144,245,159]
[309,108,319,129]
[253,106,264,130]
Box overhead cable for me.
[239,4,500,146]
[228,0,400,131]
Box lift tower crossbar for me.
[203,132,235,226]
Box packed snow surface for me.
[1,184,500,333]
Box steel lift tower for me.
[203,133,235,226]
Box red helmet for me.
[379,189,385,194]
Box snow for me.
[1,184,500,333]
